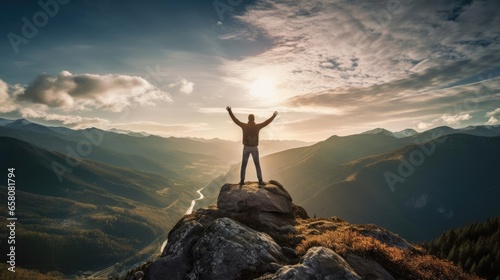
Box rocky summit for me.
[217,182,293,213]
[144,181,478,280]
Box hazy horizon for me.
[1,0,500,142]
[4,116,499,144]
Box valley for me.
[0,118,499,276]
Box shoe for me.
[239,181,244,185]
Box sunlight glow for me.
[249,77,276,99]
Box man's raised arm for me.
[259,111,278,128]
[226,106,244,127]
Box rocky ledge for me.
[144,181,477,280]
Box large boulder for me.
[145,217,290,280]
[345,253,396,280]
[269,246,361,280]
[145,220,204,279]
[189,217,288,279]
[217,182,293,213]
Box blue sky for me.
[1,0,499,141]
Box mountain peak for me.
[2,118,56,134]
[109,128,150,137]
[142,181,477,280]
[0,118,15,126]
[360,127,417,138]
[361,127,391,134]
[393,128,418,138]
[10,118,32,126]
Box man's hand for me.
[273,111,278,117]
[226,106,232,112]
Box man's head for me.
[248,114,255,123]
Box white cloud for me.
[19,71,171,112]
[486,117,499,125]
[19,105,109,128]
[218,28,258,41]
[169,78,194,94]
[284,76,500,133]
[1,72,173,129]
[486,108,500,118]
[0,80,13,113]
[417,113,472,129]
[0,79,23,113]
[418,122,432,130]
[440,113,472,125]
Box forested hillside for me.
[422,217,500,280]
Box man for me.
[226,106,278,185]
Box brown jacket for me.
[228,111,276,147]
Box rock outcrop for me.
[261,246,362,280]
[144,181,478,280]
[190,217,287,279]
[217,182,293,213]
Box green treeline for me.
[421,217,500,280]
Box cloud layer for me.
[216,0,500,134]
[0,71,172,128]
[486,108,500,124]
[169,78,194,94]
[0,80,23,113]
[224,0,500,92]
[18,71,171,112]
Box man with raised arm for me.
[226,106,278,185]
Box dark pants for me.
[240,146,262,182]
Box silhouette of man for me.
[226,106,278,185]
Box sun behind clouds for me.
[249,77,276,99]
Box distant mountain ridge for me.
[109,128,151,137]
[361,127,418,138]
[0,117,312,163]
[359,125,500,138]
[205,125,500,242]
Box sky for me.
[1,0,499,142]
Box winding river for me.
[160,187,205,253]
[185,187,205,215]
